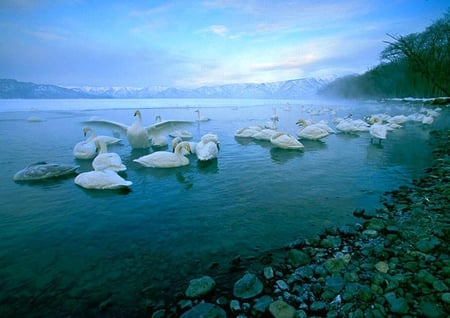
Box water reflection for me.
[270,147,303,164]
[196,158,219,174]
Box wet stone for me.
[233,273,263,299]
[269,300,296,318]
[287,249,311,267]
[185,276,216,298]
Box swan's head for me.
[175,141,191,154]
[172,136,182,152]
[155,115,162,122]
[134,110,141,117]
[296,119,307,126]
[271,115,279,122]
[82,126,93,136]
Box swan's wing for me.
[84,118,130,133]
[145,120,193,135]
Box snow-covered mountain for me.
[74,77,333,99]
[1,77,335,99]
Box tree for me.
[382,9,450,96]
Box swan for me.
[264,112,279,130]
[252,128,278,141]
[169,130,193,139]
[74,169,132,189]
[195,109,210,122]
[92,140,126,172]
[133,141,192,168]
[73,127,99,159]
[195,133,220,161]
[172,136,197,155]
[336,117,370,133]
[270,132,304,150]
[235,125,263,138]
[85,110,192,149]
[296,119,330,140]
[369,121,388,144]
[13,162,79,181]
[150,115,168,147]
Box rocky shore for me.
[150,129,449,318]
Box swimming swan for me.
[195,133,220,161]
[85,110,192,149]
[92,140,127,172]
[296,119,329,140]
[369,122,387,144]
[270,132,304,150]
[133,142,192,168]
[13,162,79,181]
[195,109,210,122]
[73,127,98,159]
[172,136,197,155]
[74,169,132,189]
[73,127,122,159]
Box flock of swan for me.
[13,105,442,190]
[234,105,442,150]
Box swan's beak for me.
[186,144,192,153]
[217,143,220,150]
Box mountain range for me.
[0,77,335,99]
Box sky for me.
[0,0,448,88]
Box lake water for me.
[0,98,448,316]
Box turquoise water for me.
[0,98,447,316]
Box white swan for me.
[172,136,197,155]
[195,109,210,122]
[169,130,193,139]
[252,128,278,141]
[195,133,220,161]
[92,140,126,172]
[73,127,98,159]
[270,132,304,150]
[133,141,192,168]
[74,169,132,189]
[235,125,263,138]
[85,110,192,149]
[296,119,330,140]
[150,115,168,147]
[369,122,388,144]
[336,117,370,133]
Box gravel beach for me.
[149,127,449,317]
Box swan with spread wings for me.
[85,110,192,149]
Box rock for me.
[268,300,296,318]
[415,236,441,253]
[375,261,389,273]
[287,249,311,267]
[230,299,241,312]
[264,266,274,280]
[185,276,216,298]
[384,292,409,314]
[233,273,263,299]
[252,295,273,315]
[180,302,227,318]
[419,299,447,318]
[276,280,289,291]
[324,257,347,273]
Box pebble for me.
[155,128,450,317]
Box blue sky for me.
[0,0,448,88]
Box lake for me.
[0,98,447,316]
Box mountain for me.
[0,79,96,99]
[0,77,334,99]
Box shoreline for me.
[151,128,449,317]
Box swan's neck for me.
[97,142,108,153]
